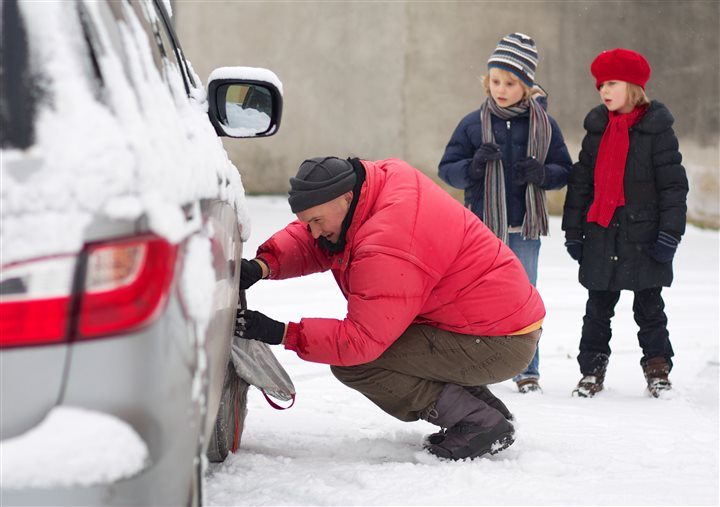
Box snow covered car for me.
[0,0,290,505]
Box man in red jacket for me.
[235,156,545,461]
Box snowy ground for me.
[205,195,719,506]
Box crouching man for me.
[235,156,544,460]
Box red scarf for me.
[587,105,647,227]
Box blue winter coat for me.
[438,98,572,227]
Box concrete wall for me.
[175,0,719,227]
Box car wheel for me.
[206,361,249,463]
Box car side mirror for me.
[207,67,283,138]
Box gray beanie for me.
[288,157,357,213]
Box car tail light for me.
[0,235,178,348]
[78,236,177,339]
[0,256,76,348]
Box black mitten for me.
[564,239,583,263]
[513,157,545,185]
[649,231,680,264]
[469,143,502,180]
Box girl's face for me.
[599,80,633,113]
[488,68,525,108]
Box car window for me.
[126,0,189,100]
[152,0,197,91]
[0,0,37,149]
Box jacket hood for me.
[584,100,674,134]
[533,93,549,111]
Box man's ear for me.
[344,191,353,205]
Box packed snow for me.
[205,195,719,506]
[1,406,148,489]
[226,103,272,137]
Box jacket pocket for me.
[626,208,658,243]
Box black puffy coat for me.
[562,100,688,291]
[438,97,572,227]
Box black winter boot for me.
[422,384,515,460]
[424,385,513,446]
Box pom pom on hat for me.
[487,32,538,87]
[591,48,651,89]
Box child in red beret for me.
[562,48,689,398]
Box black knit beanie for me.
[288,157,357,213]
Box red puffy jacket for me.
[257,159,545,366]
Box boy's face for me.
[488,68,525,108]
[296,192,353,244]
[598,80,633,113]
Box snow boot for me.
[572,375,605,398]
[516,378,543,394]
[423,385,513,446]
[573,353,608,398]
[467,385,514,420]
[422,383,515,460]
[643,357,672,397]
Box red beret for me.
[591,48,651,89]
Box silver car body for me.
[1,0,286,504]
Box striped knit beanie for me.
[487,32,538,87]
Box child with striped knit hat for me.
[438,32,572,394]
[562,48,688,398]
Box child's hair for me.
[626,82,651,107]
[481,69,544,102]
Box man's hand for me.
[235,308,285,345]
[513,157,545,185]
[240,259,265,290]
[469,143,502,180]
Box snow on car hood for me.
[1,0,252,265]
[0,406,148,489]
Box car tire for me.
[206,361,249,463]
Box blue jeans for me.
[508,233,541,381]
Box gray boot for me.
[466,385,514,421]
[422,383,515,460]
[424,385,513,446]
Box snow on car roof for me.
[1,1,252,265]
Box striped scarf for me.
[480,96,552,243]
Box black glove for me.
[513,157,545,185]
[235,309,285,345]
[240,259,264,290]
[649,231,680,264]
[565,239,583,263]
[469,143,502,180]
